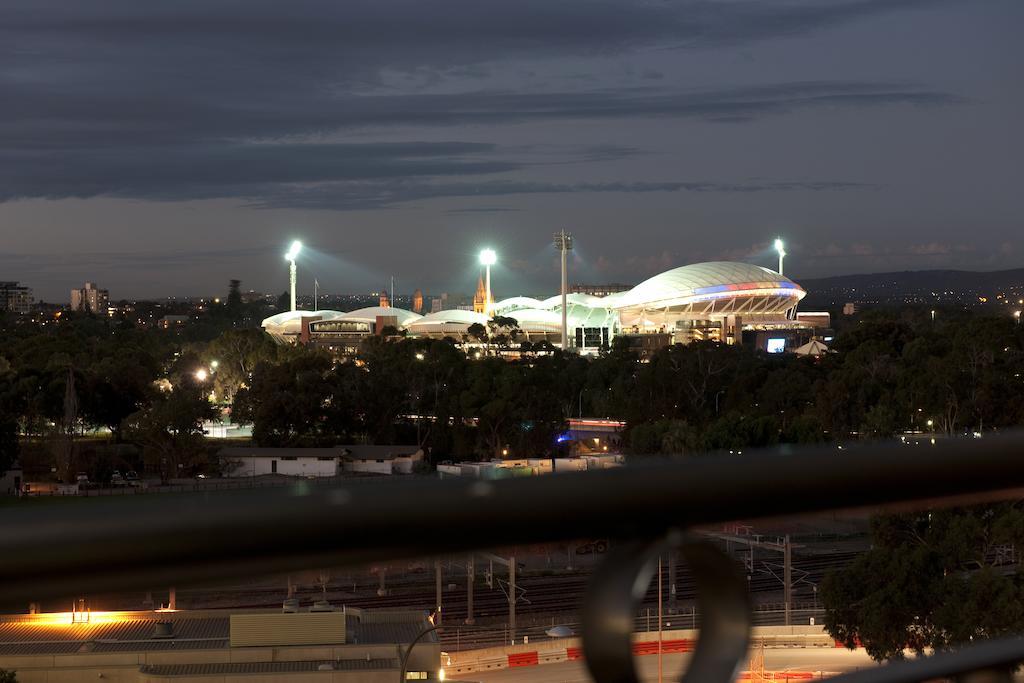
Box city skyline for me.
[1,0,1021,299]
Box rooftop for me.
[0,609,433,657]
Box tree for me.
[823,504,1024,661]
[124,376,217,481]
[0,668,17,682]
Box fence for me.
[4,433,1024,683]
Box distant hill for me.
[799,268,1024,291]
[797,268,1024,307]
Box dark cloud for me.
[0,81,947,204]
[249,179,877,211]
[0,0,958,206]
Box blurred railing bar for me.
[1,433,1024,609]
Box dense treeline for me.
[233,308,1024,458]
[823,504,1024,661]
[2,305,1023,480]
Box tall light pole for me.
[553,231,573,349]
[774,238,786,276]
[479,249,496,318]
[284,240,302,312]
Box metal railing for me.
[3,432,1024,682]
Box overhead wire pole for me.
[465,554,475,625]
[479,552,517,643]
[434,559,442,626]
[783,534,792,626]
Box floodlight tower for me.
[553,230,574,349]
[479,249,497,317]
[284,240,303,312]
[774,238,786,276]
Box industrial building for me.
[263,260,823,354]
[0,606,440,682]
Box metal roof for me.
[139,658,398,676]
[606,261,804,310]
[337,306,421,325]
[0,610,432,656]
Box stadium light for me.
[479,249,496,317]
[553,230,574,350]
[284,240,303,312]
[774,238,786,276]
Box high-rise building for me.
[70,282,109,314]
[0,281,33,314]
[430,293,449,313]
[378,287,390,308]
[412,288,424,314]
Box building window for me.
[405,673,428,680]
[317,457,335,461]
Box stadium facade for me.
[263,261,818,354]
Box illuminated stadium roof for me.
[491,296,548,313]
[337,306,421,326]
[404,309,488,337]
[606,261,804,314]
[262,260,806,346]
[261,309,346,342]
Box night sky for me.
[1,0,1021,301]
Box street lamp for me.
[553,231,574,350]
[479,249,496,318]
[774,238,786,276]
[195,369,208,382]
[284,240,303,312]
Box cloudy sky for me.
[1,0,1021,300]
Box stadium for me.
[263,260,816,354]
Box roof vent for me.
[152,621,175,639]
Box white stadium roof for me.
[605,261,804,312]
[338,306,422,326]
[492,296,549,313]
[262,260,806,344]
[404,309,489,337]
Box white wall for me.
[343,460,392,475]
[226,457,339,478]
[0,467,23,495]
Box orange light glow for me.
[22,610,138,627]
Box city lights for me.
[285,240,303,312]
[195,368,208,382]
[284,240,303,262]
[479,249,496,317]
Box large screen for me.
[766,338,786,354]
